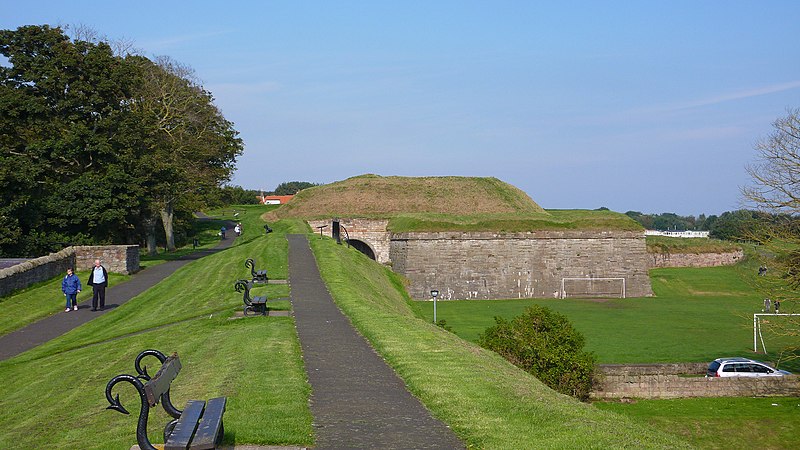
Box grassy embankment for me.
[0,217,312,449]
[309,235,687,448]
[646,235,743,254]
[410,251,800,449]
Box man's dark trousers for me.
[92,285,106,310]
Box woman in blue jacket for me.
[61,267,81,312]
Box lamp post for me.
[430,289,439,323]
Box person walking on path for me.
[61,267,81,312]
[87,259,108,311]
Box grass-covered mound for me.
[266,174,642,232]
[268,174,545,218]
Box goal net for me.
[752,313,800,353]
[560,277,626,299]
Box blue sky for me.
[3,1,799,216]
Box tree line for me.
[623,209,800,242]
[1,25,244,257]
[216,181,319,205]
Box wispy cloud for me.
[661,80,800,113]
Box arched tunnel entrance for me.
[347,239,376,261]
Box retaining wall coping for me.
[391,230,646,240]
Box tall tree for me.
[0,25,142,255]
[132,56,243,252]
[741,108,800,364]
[743,108,800,214]
[1,25,243,256]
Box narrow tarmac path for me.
[0,231,237,361]
[288,234,464,449]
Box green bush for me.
[478,305,595,400]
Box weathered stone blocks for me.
[390,230,653,300]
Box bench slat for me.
[252,296,267,304]
[190,397,227,449]
[165,400,205,450]
[144,355,181,406]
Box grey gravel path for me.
[288,234,464,450]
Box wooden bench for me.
[234,279,267,316]
[105,349,227,450]
[244,258,268,283]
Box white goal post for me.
[753,313,800,353]
[560,277,626,299]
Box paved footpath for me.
[288,234,464,450]
[0,233,237,361]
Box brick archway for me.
[348,239,376,260]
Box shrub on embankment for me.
[309,236,688,448]
[479,305,596,401]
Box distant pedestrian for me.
[774,300,780,314]
[764,298,771,313]
[220,226,227,239]
[61,267,81,312]
[87,259,108,311]
[234,224,241,236]
[264,223,273,234]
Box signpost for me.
[431,289,439,323]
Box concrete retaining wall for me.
[649,250,744,268]
[592,363,800,399]
[0,245,139,297]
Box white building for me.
[644,230,710,238]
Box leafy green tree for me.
[0,25,142,255]
[274,181,318,195]
[131,56,243,252]
[0,25,243,256]
[479,305,595,400]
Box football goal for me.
[752,313,800,353]
[560,277,626,299]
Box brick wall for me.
[390,230,653,300]
[592,363,800,399]
[308,218,391,263]
[0,245,139,297]
[649,250,744,268]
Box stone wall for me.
[592,363,800,399]
[0,245,139,297]
[308,218,391,263]
[649,250,744,268]
[74,245,140,274]
[390,230,653,300]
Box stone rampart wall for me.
[308,218,391,263]
[390,230,653,300]
[649,250,744,268]
[0,245,139,297]
[592,363,800,399]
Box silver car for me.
[706,357,791,377]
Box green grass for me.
[309,235,687,448]
[410,263,800,371]
[646,236,743,254]
[387,209,643,233]
[0,270,130,337]
[407,253,800,448]
[0,218,313,449]
[595,397,800,449]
